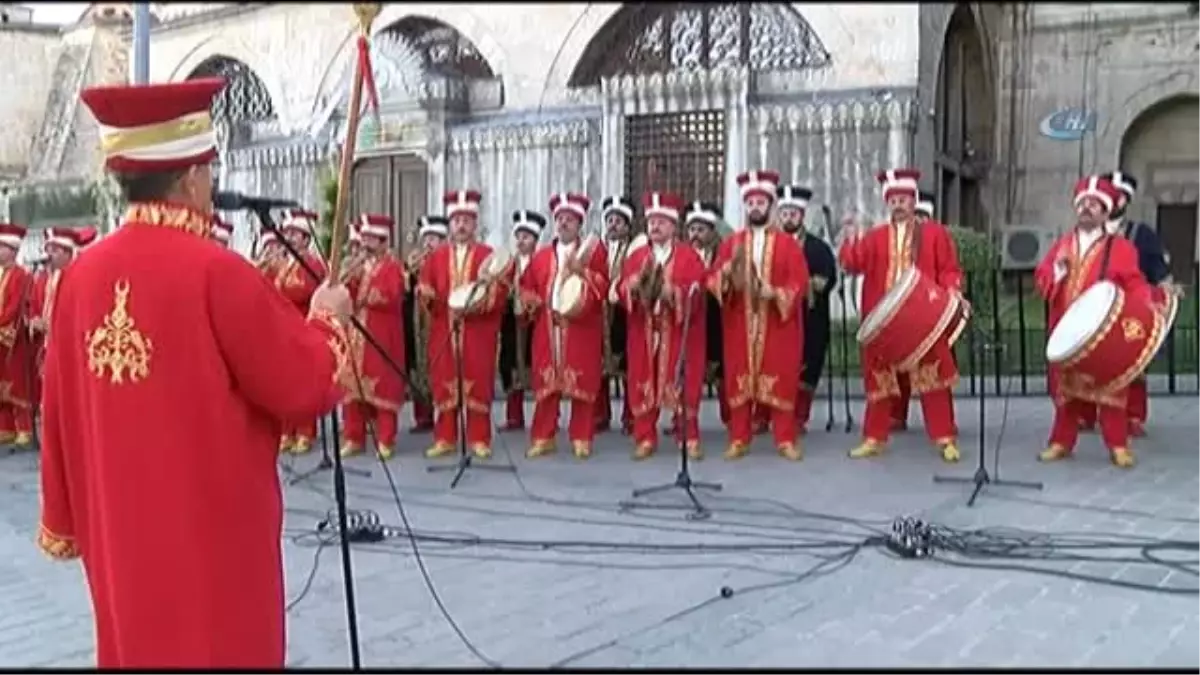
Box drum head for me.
[1046,281,1117,363]
[448,282,480,310]
[856,267,921,343]
[557,275,584,314]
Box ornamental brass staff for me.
[39,77,353,668]
[1035,176,1153,468]
[418,190,509,459]
[616,191,707,460]
[339,213,407,460]
[499,209,544,431]
[520,192,609,459]
[403,215,447,433]
[838,168,965,463]
[776,184,837,435]
[706,170,809,462]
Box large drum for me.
[447,249,513,312]
[1046,280,1175,391]
[553,236,598,318]
[857,267,965,371]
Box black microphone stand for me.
[932,320,1043,507]
[835,277,855,433]
[248,206,366,669]
[620,285,722,521]
[426,279,516,488]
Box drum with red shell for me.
[1045,280,1176,392]
[857,267,965,371]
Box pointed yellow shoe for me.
[425,441,455,459]
[291,437,313,455]
[723,442,749,461]
[1110,447,1136,469]
[778,442,803,461]
[12,432,32,448]
[526,439,556,459]
[471,444,492,459]
[848,440,884,459]
[377,446,394,461]
[573,441,592,459]
[632,442,655,461]
[278,436,295,454]
[339,441,363,458]
[939,442,961,463]
[686,440,703,461]
[0,431,15,445]
[1038,444,1071,462]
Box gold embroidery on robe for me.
[86,280,152,385]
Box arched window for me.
[379,16,495,80]
[187,56,276,127]
[569,3,830,88]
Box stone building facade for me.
[915,3,1199,278]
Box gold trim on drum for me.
[1059,293,1125,370]
[1149,294,1180,359]
[944,310,968,350]
[897,294,961,372]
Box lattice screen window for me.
[187,57,276,146]
[570,3,831,87]
[624,111,726,225]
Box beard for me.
[747,210,769,227]
[781,220,801,233]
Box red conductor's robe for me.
[37,202,350,669]
[342,253,407,451]
[0,262,34,439]
[273,250,328,449]
[617,242,708,450]
[1035,229,1153,408]
[417,241,508,452]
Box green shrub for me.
[948,226,1002,340]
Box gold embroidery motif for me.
[86,280,152,385]
[1121,318,1145,342]
[122,202,210,238]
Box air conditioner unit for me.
[999,226,1059,271]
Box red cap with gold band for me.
[876,168,921,202]
[45,227,83,252]
[0,223,27,251]
[210,216,233,244]
[1072,175,1120,213]
[549,192,590,221]
[444,190,482,220]
[643,191,684,223]
[358,213,393,240]
[80,77,225,172]
[281,209,318,237]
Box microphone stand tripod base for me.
[620,468,723,521]
[286,416,372,486]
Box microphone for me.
[213,191,300,212]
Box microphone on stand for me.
[213,191,301,212]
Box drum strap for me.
[1097,234,1115,280]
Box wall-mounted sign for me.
[1039,108,1097,141]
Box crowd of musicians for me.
[0,173,1173,470]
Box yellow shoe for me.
[377,446,394,461]
[848,440,884,459]
[1110,447,1136,468]
[12,432,31,448]
[526,439,556,458]
[0,431,14,444]
[278,436,294,454]
[1038,444,1071,462]
[339,441,363,458]
[632,442,655,461]
[723,442,749,461]
[425,441,455,459]
[686,440,703,461]
[778,442,803,461]
[939,442,961,463]
[291,437,313,455]
[573,441,591,459]
[471,444,492,459]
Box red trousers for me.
[729,403,796,447]
[411,399,434,428]
[635,410,699,448]
[343,402,398,448]
[433,407,492,448]
[533,396,593,444]
[504,391,526,427]
[596,379,631,429]
[717,385,730,425]
[893,374,912,426]
[0,404,32,437]
[282,419,317,442]
[1049,398,1127,451]
[795,389,815,431]
[1127,377,1148,425]
[864,388,956,445]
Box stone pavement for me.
[0,397,1195,668]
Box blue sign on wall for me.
[1039,108,1097,141]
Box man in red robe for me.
[210,215,233,248]
[617,191,707,460]
[596,195,639,435]
[705,170,808,461]
[38,77,352,669]
[275,209,329,454]
[889,192,937,432]
[1035,176,1155,468]
[28,228,88,405]
[340,213,407,460]
[838,168,964,463]
[0,223,35,449]
[405,216,448,433]
[520,192,609,459]
[499,209,545,431]
[418,190,508,459]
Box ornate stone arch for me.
[185,55,277,147]
[566,2,831,87]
